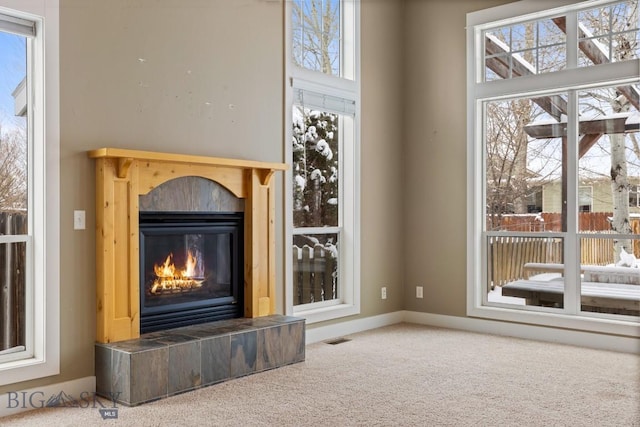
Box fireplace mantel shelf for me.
[89,147,287,343]
[88,147,287,184]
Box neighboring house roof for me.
[11,77,26,117]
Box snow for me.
[616,248,639,268]
[294,174,306,190]
[310,169,326,183]
[489,272,561,305]
[315,139,333,160]
[485,33,537,74]
[305,125,318,142]
[328,166,337,183]
[292,106,304,128]
[578,22,610,60]
[488,286,526,305]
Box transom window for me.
[578,0,640,66]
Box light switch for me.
[74,210,85,230]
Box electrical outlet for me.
[416,286,423,298]
[381,287,387,300]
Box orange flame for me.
[151,251,203,294]
[184,251,198,277]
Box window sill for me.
[0,355,59,386]
[293,302,360,325]
[468,303,640,338]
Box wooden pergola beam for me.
[552,16,640,111]
[524,116,635,139]
[485,36,567,121]
[578,133,604,159]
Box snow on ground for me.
[488,285,526,305]
[488,272,562,305]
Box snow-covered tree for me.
[292,106,339,228]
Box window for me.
[286,0,360,323]
[468,0,639,336]
[630,184,639,207]
[578,186,593,212]
[0,2,59,385]
[0,12,30,363]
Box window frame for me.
[285,0,361,324]
[0,1,59,385]
[466,0,640,338]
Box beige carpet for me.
[2,323,639,426]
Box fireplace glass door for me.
[139,213,243,332]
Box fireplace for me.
[139,212,244,333]
[88,148,287,343]
[91,149,304,407]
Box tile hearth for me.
[95,315,305,406]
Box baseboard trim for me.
[404,311,640,353]
[305,311,404,344]
[306,310,640,353]
[0,376,96,418]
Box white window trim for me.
[466,0,640,338]
[284,0,361,324]
[0,0,59,385]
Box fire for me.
[150,251,204,294]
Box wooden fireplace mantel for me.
[88,148,287,343]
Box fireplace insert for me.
[139,212,243,333]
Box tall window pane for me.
[292,103,342,306]
[577,83,640,316]
[0,28,28,356]
[484,94,568,310]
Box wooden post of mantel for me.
[88,148,287,343]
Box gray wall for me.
[0,0,410,392]
[402,0,515,315]
[0,0,531,393]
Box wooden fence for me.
[489,234,624,288]
[292,244,337,305]
[0,211,27,353]
[489,236,564,287]
[487,212,639,233]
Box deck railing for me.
[489,236,564,287]
[487,213,640,288]
[489,233,628,287]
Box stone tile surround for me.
[95,315,305,406]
